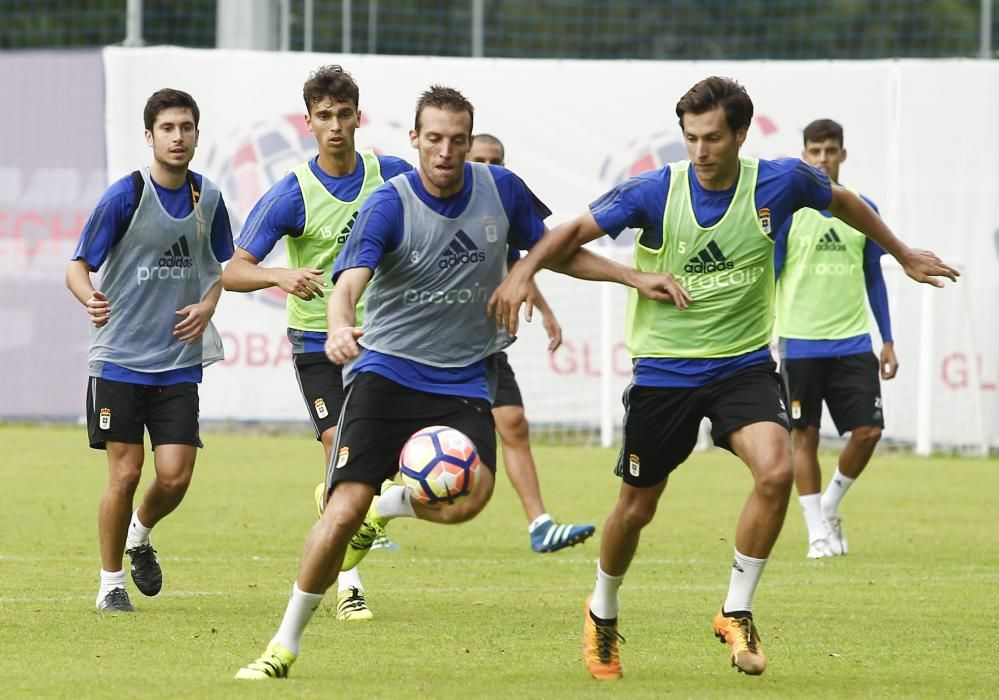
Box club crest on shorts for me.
[335,446,350,469]
[757,207,772,235]
[628,453,640,477]
[99,407,111,430]
[314,398,328,419]
[484,216,497,243]
[791,400,802,420]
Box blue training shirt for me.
[774,193,893,359]
[72,170,234,385]
[590,157,833,388]
[235,153,413,353]
[334,163,550,399]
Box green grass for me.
[2,424,997,698]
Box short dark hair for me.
[143,88,200,131]
[472,133,504,160]
[303,64,360,111]
[414,85,474,135]
[675,76,754,134]
[803,118,844,147]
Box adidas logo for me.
[815,228,847,251]
[136,235,195,284]
[157,235,193,268]
[336,210,358,245]
[683,240,734,273]
[438,229,486,269]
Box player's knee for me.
[496,409,530,446]
[618,496,658,530]
[852,425,883,446]
[755,462,794,499]
[157,468,194,495]
[438,475,494,524]
[108,461,143,493]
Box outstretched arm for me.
[221,247,328,300]
[827,187,958,287]
[324,267,373,365]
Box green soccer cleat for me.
[235,641,297,680]
[314,482,327,518]
[342,500,389,571]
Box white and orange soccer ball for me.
[398,426,480,505]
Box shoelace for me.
[732,617,760,653]
[253,655,290,678]
[104,588,130,608]
[351,520,384,549]
[594,622,626,662]
[127,543,158,562]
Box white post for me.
[981,0,993,59]
[368,0,378,53]
[342,0,352,53]
[279,0,290,51]
[304,0,313,52]
[124,0,143,47]
[915,284,934,455]
[471,0,484,57]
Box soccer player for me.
[489,76,958,679]
[221,65,412,621]
[468,132,595,553]
[775,119,897,559]
[66,88,234,613]
[235,85,680,680]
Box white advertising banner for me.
[102,48,998,448]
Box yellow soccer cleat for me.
[314,482,327,518]
[235,641,297,680]
[712,610,767,675]
[336,586,374,621]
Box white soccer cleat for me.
[825,515,848,555]
[806,537,836,559]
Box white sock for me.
[723,550,767,615]
[374,485,415,519]
[337,567,363,593]
[272,583,324,655]
[821,468,856,519]
[97,569,126,605]
[125,509,152,550]
[589,562,623,620]
[528,513,552,533]
[798,493,827,543]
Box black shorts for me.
[614,361,789,488]
[780,352,884,434]
[86,377,202,451]
[326,372,497,491]
[490,351,523,408]
[293,351,346,439]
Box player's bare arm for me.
[826,186,959,287]
[174,279,222,344]
[529,281,563,352]
[221,247,328,300]
[554,248,691,309]
[66,259,111,328]
[324,266,371,364]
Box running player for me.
[66,88,233,612]
[235,85,679,680]
[489,76,957,679]
[468,132,595,553]
[221,65,412,621]
[775,118,897,558]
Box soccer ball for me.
[398,426,480,505]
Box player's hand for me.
[86,290,111,327]
[542,312,563,352]
[488,269,536,336]
[635,272,691,309]
[325,326,365,365]
[273,268,328,300]
[174,300,217,344]
[899,249,959,288]
[880,342,899,380]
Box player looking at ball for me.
[66,88,233,613]
[488,75,958,680]
[221,65,412,621]
[236,84,683,680]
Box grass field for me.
[2,423,997,698]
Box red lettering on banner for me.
[941,352,997,391]
[219,331,293,368]
[549,341,631,377]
